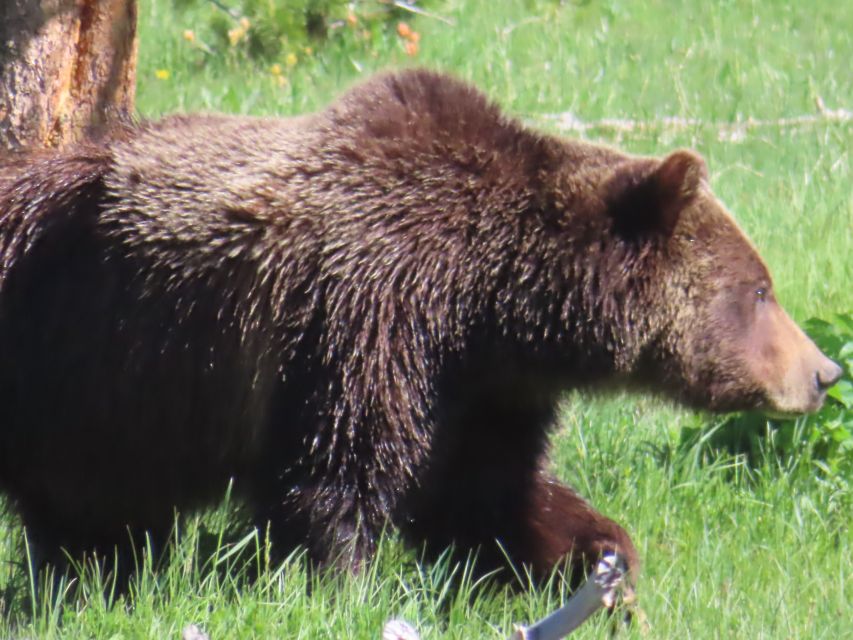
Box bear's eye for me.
[755,288,767,302]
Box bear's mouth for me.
[760,407,812,420]
[760,384,831,417]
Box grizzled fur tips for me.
[0,69,841,584]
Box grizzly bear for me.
[0,69,841,586]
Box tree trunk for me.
[0,0,138,151]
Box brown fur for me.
[0,69,840,583]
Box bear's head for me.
[602,150,842,415]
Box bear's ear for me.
[609,150,707,239]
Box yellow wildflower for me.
[154,69,170,80]
[285,52,298,68]
[182,29,195,43]
[228,28,243,46]
[270,63,283,76]
[228,18,250,47]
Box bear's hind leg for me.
[21,516,171,604]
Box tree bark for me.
[0,0,138,151]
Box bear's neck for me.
[466,136,660,383]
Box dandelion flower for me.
[155,69,170,80]
[182,29,195,43]
[285,52,298,68]
[397,22,412,39]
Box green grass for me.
[2,0,851,637]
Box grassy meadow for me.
[1,0,851,637]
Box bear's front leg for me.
[520,473,639,585]
[255,476,387,573]
[402,389,639,587]
[404,457,638,587]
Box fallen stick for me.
[509,553,628,640]
[382,552,629,640]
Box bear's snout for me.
[815,359,843,392]
[784,334,843,414]
[746,302,843,416]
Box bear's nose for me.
[815,360,843,391]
